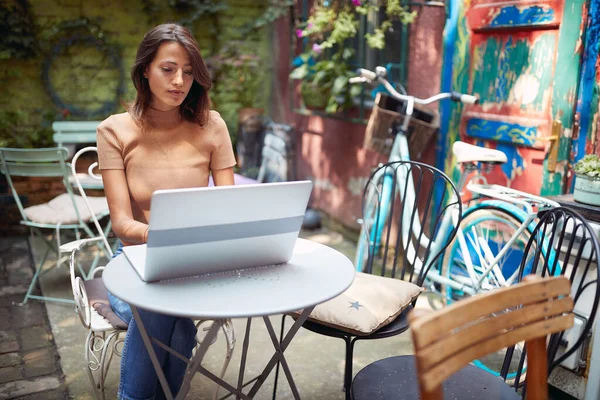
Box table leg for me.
[237,318,253,399]
[247,307,315,399]
[131,306,223,400]
[177,320,222,400]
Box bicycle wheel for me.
[441,206,535,381]
[441,206,532,304]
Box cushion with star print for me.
[290,272,424,336]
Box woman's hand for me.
[102,169,149,245]
[212,167,235,186]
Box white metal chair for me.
[62,147,237,399]
[0,147,110,304]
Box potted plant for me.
[573,154,600,206]
[290,0,416,114]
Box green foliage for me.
[574,155,600,178]
[208,42,267,141]
[0,110,56,149]
[243,0,294,33]
[291,0,415,113]
[294,49,361,113]
[141,0,227,29]
[0,0,38,60]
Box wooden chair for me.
[410,275,573,400]
[352,207,599,400]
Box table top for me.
[103,238,355,319]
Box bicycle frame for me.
[354,67,560,297]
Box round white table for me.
[103,238,355,399]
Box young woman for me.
[97,23,236,399]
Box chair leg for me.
[98,330,123,400]
[213,319,236,400]
[21,235,50,305]
[343,337,357,400]
[21,230,74,305]
[84,329,102,400]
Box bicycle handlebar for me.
[354,67,479,105]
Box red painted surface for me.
[272,5,446,230]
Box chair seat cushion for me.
[351,355,520,399]
[24,193,108,225]
[291,272,423,336]
[84,278,128,330]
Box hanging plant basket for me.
[300,81,331,110]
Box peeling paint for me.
[489,5,555,28]
[542,0,586,196]
[466,118,539,146]
[442,0,584,198]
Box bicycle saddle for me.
[452,141,507,164]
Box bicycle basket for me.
[364,93,440,159]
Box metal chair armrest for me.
[60,237,105,253]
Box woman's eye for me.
[161,67,172,73]
[184,70,193,76]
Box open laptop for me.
[122,181,313,282]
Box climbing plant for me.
[0,0,38,59]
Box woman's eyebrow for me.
[162,61,192,67]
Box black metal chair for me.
[275,161,462,399]
[351,206,600,399]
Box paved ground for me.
[0,237,68,400]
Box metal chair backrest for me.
[0,147,80,223]
[515,207,600,378]
[70,146,112,257]
[409,275,574,400]
[362,161,462,286]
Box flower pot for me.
[574,174,600,206]
[300,82,331,110]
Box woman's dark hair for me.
[129,23,212,126]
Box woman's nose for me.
[173,70,183,86]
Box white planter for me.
[574,173,600,206]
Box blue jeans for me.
[109,244,197,400]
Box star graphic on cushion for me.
[349,301,363,311]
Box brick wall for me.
[0,0,271,235]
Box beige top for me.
[97,107,236,243]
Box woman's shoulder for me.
[98,112,132,129]
[192,110,227,134]
[208,110,226,128]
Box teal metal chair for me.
[0,147,110,304]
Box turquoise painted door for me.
[451,0,586,196]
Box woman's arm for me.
[212,167,235,186]
[102,169,149,245]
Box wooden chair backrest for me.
[409,275,574,400]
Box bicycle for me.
[350,66,561,377]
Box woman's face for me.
[145,41,194,111]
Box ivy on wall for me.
[0,0,37,59]
[0,0,291,149]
